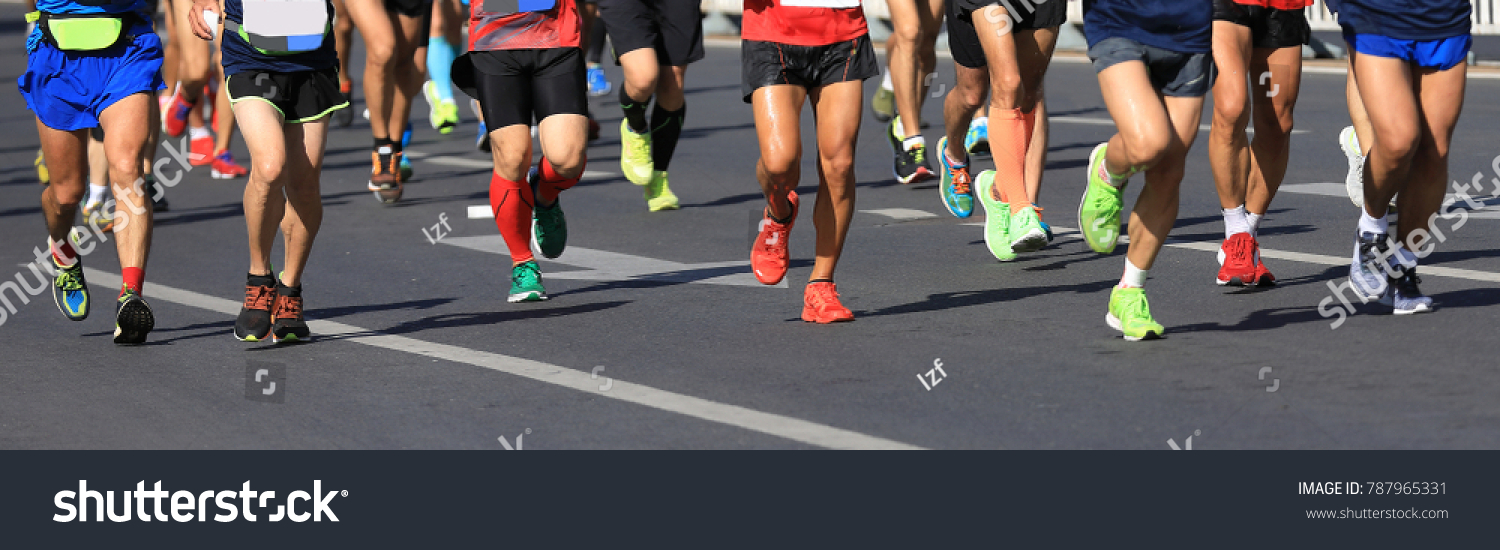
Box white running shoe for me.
[1340,126,1365,208]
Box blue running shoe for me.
[965,117,990,157]
[476,121,490,152]
[1040,221,1054,243]
[51,259,89,321]
[586,65,611,97]
[401,122,413,148]
[936,136,974,218]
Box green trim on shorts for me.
[288,100,350,124]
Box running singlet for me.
[469,0,581,51]
[1338,0,1471,40]
[741,0,868,47]
[1229,0,1312,9]
[221,0,339,75]
[1083,0,1212,53]
[33,0,146,15]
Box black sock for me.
[248,273,276,288]
[374,137,394,150]
[276,281,301,297]
[620,87,649,133]
[650,103,684,172]
[810,278,833,284]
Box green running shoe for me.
[51,259,89,321]
[619,119,654,185]
[508,260,548,303]
[645,171,680,212]
[1106,286,1163,341]
[871,87,895,122]
[1079,143,1126,254]
[114,289,155,345]
[532,198,567,259]
[1008,205,1048,254]
[974,170,1015,262]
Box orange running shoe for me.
[802,281,855,324]
[751,190,799,285]
[368,148,403,204]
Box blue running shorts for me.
[19,24,166,132]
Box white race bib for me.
[781,0,861,8]
[241,0,329,53]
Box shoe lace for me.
[272,295,302,320]
[243,285,275,311]
[909,146,926,166]
[55,266,84,291]
[1121,292,1151,323]
[513,262,541,286]
[1226,235,1253,265]
[757,218,790,260]
[951,167,972,195]
[625,131,652,164]
[807,283,840,308]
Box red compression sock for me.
[537,158,582,204]
[489,172,536,264]
[121,267,144,296]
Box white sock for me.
[1245,212,1263,238]
[1120,259,1148,288]
[188,126,211,140]
[971,116,987,129]
[1223,205,1249,238]
[881,71,893,91]
[1358,210,1388,236]
[86,184,109,205]
[902,135,926,151]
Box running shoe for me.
[234,280,276,342]
[270,284,310,343]
[1079,143,1125,254]
[1107,286,1163,341]
[870,86,895,122]
[113,289,155,345]
[1385,270,1434,315]
[1253,254,1277,287]
[142,174,170,212]
[1350,231,1393,301]
[1339,126,1365,208]
[802,281,855,324]
[51,259,89,321]
[1039,216,1054,243]
[532,184,568,259]
[189,133,214,166]
[619,120,654,185]
[965,117,990,157]
[887,117,934,184]
[588,116,601,142]
[35,149,49,185]
[369,149,403,204]
[1009,205,1048,254]
[82,199,115,232]
[399,155,414,182]
[423,81,460,134]
[163,90,195,138]
[975,170,1015,262]
[333,90,355,127]
[508,260,548,302]
[586,65,612,97]
[210,151,249,180]
[752,190,799,285]
[476,121,491,152]
[645,171,680,212]
[937,136,974,218]
[1216,233,1258,287]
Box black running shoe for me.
[271,283,309,343]
[234,277,276,342]
[143,174,169,212]
[886,118,934,185]
[114,289,155,345]
[333,92,355,127]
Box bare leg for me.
[807,80,863,281]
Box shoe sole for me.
[1105,312,1161,342]
[508,291,548,303]
[272,326,311,344]
[1394,304,1434,315]
[801,311,855,324]
[1010,229,1048,254]
[114,300,155,345]
[370,182,403,204]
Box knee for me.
[1212,96,1248,131]
[988,73,1022,106]
[1375,128,1421,164]
[109,157,142,182]
[760,154,800,186]
[547,152,586,180]
[891,19,925,45]
[49,183,85,206]
[1253,106,1295,141]
[365,47,396,69]
[252,159,286,185]
[1123,132,1173,168]
[820,148,855,179]
[953,79,986,110]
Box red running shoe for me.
[163,90,196,138]
[1251,238,1277,287]
[211,151,249,179]
[189,133,214,166]
[751,190,799,285]
[1216,232,1258,287]
[802,281,855,324]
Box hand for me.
[188,0,221,41]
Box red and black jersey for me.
[741,0,868,47]
[469,0,581,51]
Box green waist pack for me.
[29,12,129,52]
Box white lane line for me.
[404,151,616,180]
[442,234,787,288]
[1051,116,1311,135]
[82,268,919,450]
[467,205,492,219]
[861,208,939,221]
[1280,182,1500,219]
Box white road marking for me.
[81,268,920,450]
[861,208,939,221]
[1280,182,1500,219]
[467,205,492,219]
[441,235,788,288]
[404,151,615,179]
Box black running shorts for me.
[949,0,1067,68]
[227,69,349,123]
[1213,0,1311,49]
[384,0,433,17]
[453,48,588,129]
[597,0,704,66]
[741,35,879,103]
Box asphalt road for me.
[3,5,1500,450]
